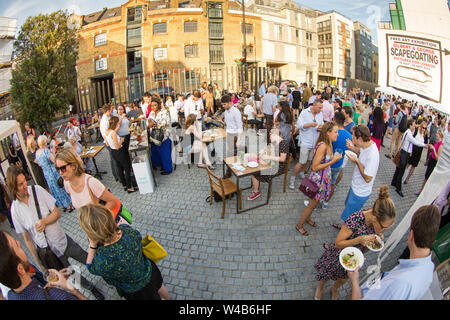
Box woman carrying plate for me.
[313,185,396,300]
[247,129,289,201]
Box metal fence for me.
[76,65,282,115]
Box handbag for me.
[298,144,326,199]
[141,235,168,263]
[149,128,165,146]
[31,186,64,271]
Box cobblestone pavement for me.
[1,134,430,300]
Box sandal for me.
[332,223,342,230]
[307,220,317,228]
[295,225,309,236]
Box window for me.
[209,44,224,63]
[184,44,198,58]
[127,27,141,47]
[295,29,299,39]
[242,23,253,34]
[95,58,107,72]
[306,32,312,41]
[153,22,167,34]
[94,33,107,47]
[208,3,223,18]
[274,24,282,41]
[154,47,167,61]
[184,21,197,33]
[243,45,253,55]
[127,7,142,23]
[209,22,223,38]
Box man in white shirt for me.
[219,94,243,179]
[261,85,279,138]
[348,205,440,300]
[184,90,204,121]
[391,119,429,197]
[339,124,379,223]
[140,93,152,118]
[289,99,324,189]
[100,104,119,181]
[6,166,104,299]
[243,98,262,130]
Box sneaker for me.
[247,192,261,201]
[304,200,309,207]
[321,201,328,209]
[289,177,296,190]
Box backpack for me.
[398,111,407,133]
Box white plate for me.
[247,161,258,168]
[345,150,357,159]
[366,234,384,252]
[339,247,364,271]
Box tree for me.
[10,10,78,132]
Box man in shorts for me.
[289,99,324,189]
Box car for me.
[148,87,175,97]
[281,80,299,89]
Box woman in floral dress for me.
[35,135,74,212]
[313,185,396,300]
[295,122,341,236]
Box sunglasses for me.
[55,164,70,173]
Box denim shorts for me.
[340,187,370,222]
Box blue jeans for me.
[340,187,370,221]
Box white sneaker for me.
[289,177,295,190]
[304,200,309,207]
[321,201,328,209]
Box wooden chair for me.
[242,113,248,131]
[283,153,293,193]
[205,166,242,219]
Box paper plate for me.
[345,150,357,159]
[366,234,384,252]
[247,161,259,168]
[339,247,364,271]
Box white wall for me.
[401,0,450,37]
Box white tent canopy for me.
[0,120,36,183]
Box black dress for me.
[408,130,427,168]
[292,90,301,110]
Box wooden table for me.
[80,145,106,179]
[223,155,273,214]
[202,128,227,143]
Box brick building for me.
[75,0,263,106]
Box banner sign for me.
[386,34,443,103]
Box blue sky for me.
[0,0,392,43]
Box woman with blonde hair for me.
[35,135,74,212]
[25,135,48,190]
[314,185,396,300]
[353,104,365,125]
[78,203,170,300]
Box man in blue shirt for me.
[0,230,87,300]
[348,205,441,300]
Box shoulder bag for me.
[393,132,408,167]
[31,186,64,271]
[141,235,168,263]
[298,143,326,199]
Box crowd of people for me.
[0,78,448,300]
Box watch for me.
[89,246,97,250]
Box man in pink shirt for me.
[322,93,334,123]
